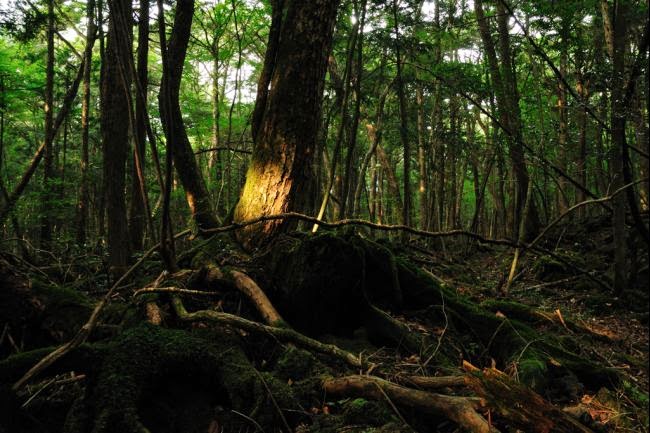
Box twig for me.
[133,286,221,298]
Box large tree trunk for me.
[233,0,340,248]
[159,0,218,232]
[102,0,133,271]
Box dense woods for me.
[0,0,648,432]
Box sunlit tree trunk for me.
[234,0,340,248]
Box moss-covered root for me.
[466,368,596,433]
[65,324,298,433]
[396,258,618,392]
[323,375,499,433]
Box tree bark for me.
[40,0,55,248]
[159,0,218,232]
[392,0,412,227]
[234,0,341,248]
[129,0,150,251]
[102,0,133,271]
[76,0,95,246]
[601,0,628,293]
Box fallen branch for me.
[202,212,521,248]
[323,374,498,433]
[202,212,612,291]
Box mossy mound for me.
[69,324,300,433]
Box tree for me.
[128,0,150,251]
[39,0,55,248]
[76,0,96,246]
[233,0,341,248]
[102,0,133,272]
[159,0,218,232]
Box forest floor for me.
[0,215,648,433]
[406,238,649,432]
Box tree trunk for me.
[129,0,150,251]
[234,0,340,248]
[76,0,95,246]
[102,0,133,271]
[494,1,539,238]
[392,0,411,227]
[159,0,218,232]
[557,15,570,214]
[40,0,55,248]
[340,0,367,219]
[601,0,628,293]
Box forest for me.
[0,0,648,431]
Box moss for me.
[517,355,548,393]
[260,233,367,335]
[273,346,317,382]
[393,254,619,392]
[75,324,300,433]
[342,398,396,426]
[480,299,543,323]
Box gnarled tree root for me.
[323,374,499,433]
[466,367,596,433]
[171,296,365,368]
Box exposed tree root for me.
[170,295,365,368]
[322,374,499,433]
[465,367,597,433]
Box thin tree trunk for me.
[392,0,411,227]
[76,0,96,246]
[556,16,570,214]
[353,82,390,216]
[601,0,627,293]
[159,0,218,232]
[40,0,55,248]
[313,17,359,230]
[129,0,150,251]
[340,0,367,219]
